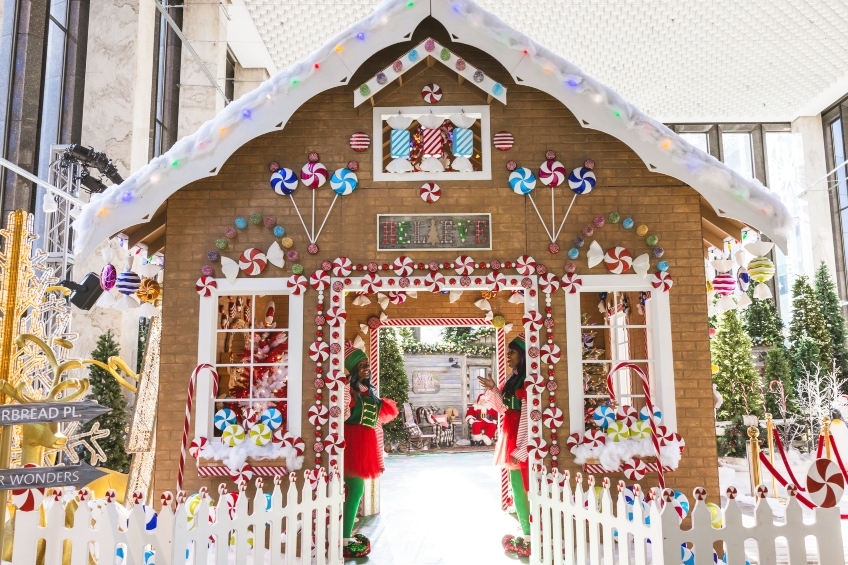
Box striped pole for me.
[179,364,219,492]
[496,328,510,510]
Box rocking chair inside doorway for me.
[400,402,437,452]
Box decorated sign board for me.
[378,213,492,251]
[0,461,107,490]
[411,372,440,394]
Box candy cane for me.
[731,381,751,415]
[768,380,786,414]
[606,362,664,490]
[179,364,220,492]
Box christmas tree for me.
[813,262,848,380]
[80,331,130,472]
[743,282,783,347]
[228,303,288,428]
[788,275,831,368]
[379,329,409,445]
[792,336,822,392]
[581,314,607,424]
[763,346,795,417]
[712,310,763,456]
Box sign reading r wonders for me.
[377,214,492,251]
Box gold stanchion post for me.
[747,426,762,495]
[823,416,833,460]
[765,413,777,498]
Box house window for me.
[565,275,676,434]
[196,279,304,439]
[372,105,492,182]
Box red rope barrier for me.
[828,434,848,486]
[771,427,807,492]
[817,433,824,459]
[759,450,848,519]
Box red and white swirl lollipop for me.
[393,256,414,277]
[542,407,563,429]
[425,271,445,293]
[286,274,308,295]
[421,83,442,103]
[189,437,207,458]
[361,272,382,294]
[652,271,673,292]
[616,405,638,427]
[230,465,254,484]
[527,437,549,460]
[582,429,606,448]
[332,257,352,277]
[540,343,562,364]
[454,255,475,275]
[486,271,505,292]
[561,273,582,294]
[806,458,844,508]
[323,433,346,455]
[538,160,566,187]
[566,433,582,452]
[420,182,441,202]
[300,162,328,188]
[522,310,543,331]
[308,404,329,426]
[622,458,647,481]
[515,255,536,275]
[12,465,44,511]
[310,270,330,291]
[325,306,347,327]
[539,272,560,293]
[239,248,267,276]
[309,340,330,361]
[604,247,633,274]
[196,276,217,297]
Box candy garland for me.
[541,285,563,470]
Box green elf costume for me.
[341,341,399,558]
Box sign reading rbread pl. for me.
[0,461,107,490]
[0,400,110,426]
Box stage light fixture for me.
[60,272,104,310]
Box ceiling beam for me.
[125,208,167,247]
[701,222,726,250]
[700,199,744,241]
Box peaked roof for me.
[72,0,792,258]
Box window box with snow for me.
[194,278,304,471]
[373,106,491,182]
[565,275,683,472]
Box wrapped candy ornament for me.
[417,114,446,173]
[450,113,476,172]
[386,114,414,174]
[712,271,737,311]
[114,257,141,311]
[749,256,776,298]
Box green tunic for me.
[345,394,382,428]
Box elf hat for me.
[509,333,526,351]
[344,341,368,374]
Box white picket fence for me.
[8,470,344,565]
[529,468,846,565]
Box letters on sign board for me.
[377,213,492,251]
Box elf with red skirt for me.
[478,334,531,557]
[342,342,399,558]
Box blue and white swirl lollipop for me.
[214,408,237,431]
[260,407,283,430]
[568,166,596,194]
[330,168,358,196]
[270,168,298,196]
[508,167,536,195]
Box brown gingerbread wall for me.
[155,18,717,501]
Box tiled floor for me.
[349,451,529,564]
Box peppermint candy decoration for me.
[301,162,328,188]
[542,407,563,429]
[12,465,44,511]
[250,422,273,446]
[325,306,347,327]
[425,271,445,293]
[196,276,217,297]
[540,343,562,364]
[323,434,346,454]
[189,437,207,458]
[604,247,633,274]
[361,272,382,294]
[277,431,305,456]
[493,131,514,151]
[622,458,647,481]
[522,310,543,331]
[270,168,298,195]
[807,458,844,508]
[309,341,330,361]
[539,160,566,187]
[421,83,443,103]
[286,274,308,295]
[330,168,358,195]
[420,182,441,202]
[582,429,606,447]
[566,433,582,452]
[639,405,662,423]
[324,370,344,391]
[486,271,505,292]
[515,255,536,275]
[239,248,267,276]
[310,270,330,291]
[568,166,596,194]
[509,167,536,195]
[539,272,560,293]
[606,421,629,442]
[308,404,329,426]
[332,257,352,277]
[616,405,638,427]
[230,464,254,484]
[652,271,673,291]
[526,437,548,460]
[592,405,615,428]
[350,132,370,152]
[214,408,237,431]
[455,255,475,275]
[393,256,414,276]
[260,408,283,430]
[561,273,582,294]
[222,424,245,446]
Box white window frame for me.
[372,105,492,182]
[196,277,304,441]
[565,274,676,434]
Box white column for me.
[793,115,837,274]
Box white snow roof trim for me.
[73,0,792,258]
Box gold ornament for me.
[480,289,497,300]
[136,278,161,303]
[281,236,294,249]
[492,315,506,329]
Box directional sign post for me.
[0,461,107,490]
[0,400,111,426]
